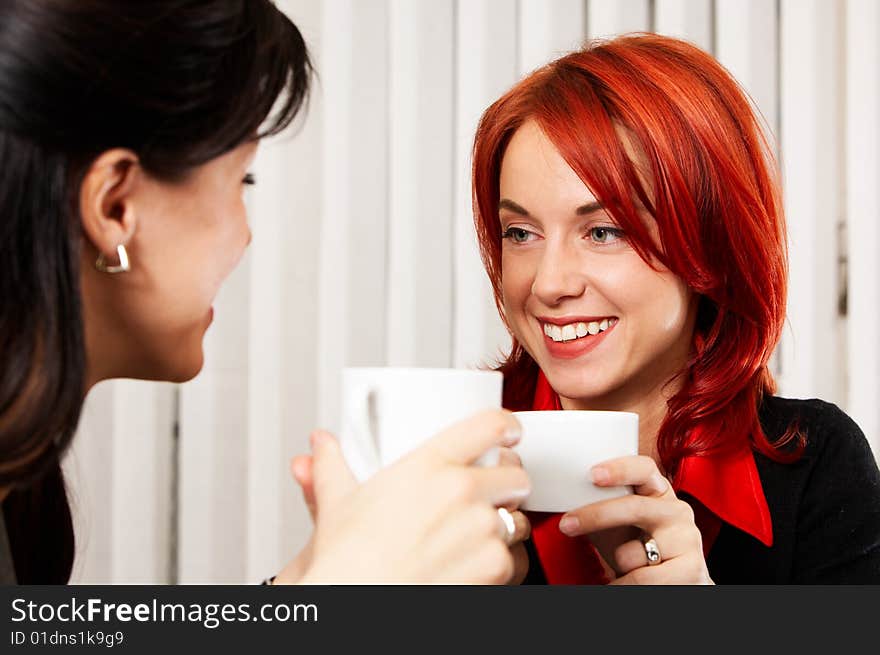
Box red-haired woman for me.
[472,34,880,584]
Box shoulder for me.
[753,395,880,511]
[753,397,880,583]
[758,395,856,435]
[754,396,880,524]
[758,395,874,463]
[712,397,880,583]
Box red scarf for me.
[524,371,773,585]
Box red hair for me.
[472,34,801,475]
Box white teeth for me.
[542,318,616,342]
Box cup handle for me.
[347,384,382,480]
[365,387,382,463]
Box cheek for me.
[500,252,536,315]
[201,202,250,281]
[658,279,693,335]
[617,267,692,338]
[219,208,250,265]
[158,212,247,307]
[577,256,640,312]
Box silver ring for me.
[643,537,661,566]
[497,508,516,545]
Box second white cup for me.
[513,410,639,513]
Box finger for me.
[497,447,523,468]
[608,553,711,585]
[591,455,672,497]
[559,494,692,536]
[620,521,705,572]
[420,505,514,584]
[608,561,677,585]
[583,525,640,575]
[613,538,655,574]
[437,540,514,585]
[496,448,527,510]
[290,455,316,521]
[310,430,358,511]
[508,542,530,585]
[456,464,531,507]
[274,538,314,585]
[418,409,521,466]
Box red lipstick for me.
[538,316,618,360]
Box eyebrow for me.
[498,198,604,216]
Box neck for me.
[559,373,684,474]
[82,300,109,392]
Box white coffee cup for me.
[340,367,504,481]
[512,410,639,512]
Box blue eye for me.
[501,227,533,243]
[589,226,623,244]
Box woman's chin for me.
[542,368,620,407]
[167,352,205,383]
[145,344,206,383]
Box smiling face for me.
[80,141,258,383]
[499,120,697,410]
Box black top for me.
[524,396,880,584]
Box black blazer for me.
[524,396,880,584]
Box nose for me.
[530,240,587,306]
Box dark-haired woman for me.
[471,34,880,584]
[0,0,528,585]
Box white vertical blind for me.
[388,0,456,367]
[317,0,389,432]
[177,257,251,583]
[714,0,779,140]
[66,0,878,584]
[453,0,517,369]
[273,0,325,579]
[245,136,288,581]
[518,0,587,76]
[713,0,782,378]
[68,381,174,583]
[779,0,844,405]
[65,385,115,582]
[845,0,880,455]
[587,0,651,38]
[654,0,713,51]
[241,0,328,584]
[107,382,175,582]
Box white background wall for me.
[64,0,880,583]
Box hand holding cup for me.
[279,409,531,585]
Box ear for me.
[79,149,141,261]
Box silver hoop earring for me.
[95,244,130,274]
